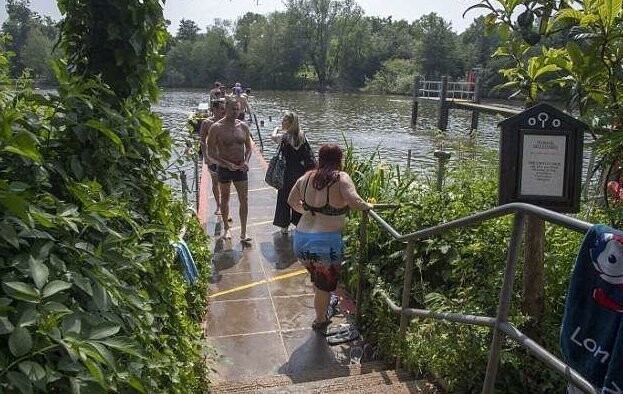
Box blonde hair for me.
[283,111,305,149]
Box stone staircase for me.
[210,361,438,393]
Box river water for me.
[154,89,508,177]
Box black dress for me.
[273,138,316,228]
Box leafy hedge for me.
[0,22,211,394]
[341,145,608,392]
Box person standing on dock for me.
[239,88,252,116]
[206,96,253,243]
[209,81,223,102]
[288,144,373,330]
[271,111,316,234]
[199,99,226,215]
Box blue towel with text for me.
[171,239,199,285]
[560,225,623,392]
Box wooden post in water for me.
[406,149,412,173]
[411,75,420,128]
[437,76,449,131]
[434,150,451,190]
[470,75,482,135]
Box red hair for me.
[312,144,342,189]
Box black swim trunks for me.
[217,167,248,183]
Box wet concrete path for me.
[198,145,361,384]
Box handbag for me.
[265,141,286,190]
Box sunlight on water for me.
[154,89,508,179]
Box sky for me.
[0,0,486,34]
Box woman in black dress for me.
[270,111,316,234]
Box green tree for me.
[234,12,265,53]
[412,13,462,79]
[243,12,303,89]
[177,18,200,41]
[285,0,363,91]
[2,0,34,77]
[20,25,56,82]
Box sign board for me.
[498,103,586,213]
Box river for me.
[154,89,508,177]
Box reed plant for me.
[341,141,610,392]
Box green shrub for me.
[0,34,211,393]
[342,144,608,392]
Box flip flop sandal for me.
[324,323,352,337]
[327,327,359,346]
[326,294,339,320]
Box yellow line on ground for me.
[209,269,307,299]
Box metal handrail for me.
[359,202,597,393]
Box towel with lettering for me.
[560,224,623,392]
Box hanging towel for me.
[560,224,623,392]
[171,239,200,285]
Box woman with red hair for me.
[288,144,373,330]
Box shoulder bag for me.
[265,140,286,190]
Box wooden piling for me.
[411,75,420,128]
[437,76,449,131]
[470,76,482,134]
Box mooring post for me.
[406,149,412,173]
[433,150,451,191]
[437,76,449,131]
[470,75,482,135]
[411,75,420,128]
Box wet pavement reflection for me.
[200,146,363,384]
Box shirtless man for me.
[206,96,253,243]
[209,81,222,102]
[239,88,251,115]
[199,99,226,214]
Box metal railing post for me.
[180,170,188,206]
[396,240,415,369]
[357,210,368,323]
[482,212,527,393]
[253,113,264,152]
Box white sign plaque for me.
[520,134,567,196]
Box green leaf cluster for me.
[342,145,609,391]
[0,2,213,392]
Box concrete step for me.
[210,361,439,393]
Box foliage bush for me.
[0,4,212,392]
[362,58,418,95]
[341,144,609,392]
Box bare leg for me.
[233,180,249,240]
[209,170,221,214]
[219,181,232,239]
[314,286,330,323]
